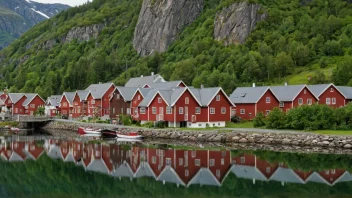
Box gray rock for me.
[214,2,267,46]
[133,0,204,56]
[239,138,248,143]
[322,141,330,145]
[344,144,352,149]
[65,24,105,43]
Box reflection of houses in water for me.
[1,139,352,187]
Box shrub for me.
[231,116,241,123]
[142,122,154,128]
[266,108,286,129]
[155,121,167,128]
[119,114,132,126]
[253,112,266,128]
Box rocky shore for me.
[44,121,352,151]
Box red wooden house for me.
[335,86,352,105]
[6,93,45,116]
[148,148,174,177]
[231,153,256,166]
[71,90,89,118]
[25,140,44,160]
[208,150,231,183]
[255,157,279,179]
[45,95,61,117]
[59,92,75,118]
[230,86,280,120]
[131,88,152,121]
[22,94,45,115]
[125,73,166,88]
[85,83,115,118]
[109,87,138,120]
[309,84,345,108]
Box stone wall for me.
[44,121,352,150]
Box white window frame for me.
[158,98,162,103]
[330,88,334,92]
[179,158,183,166]
[332,98,336,105]
[240,109,245,114]
[216,95,220,101]
[210,108,215,114]
[140,107,146,114]
[265,110,270,115]
[221,158,224,165]
[179,107,184,114]
[298,98,303,105]
[209,159,215,166]
[195,159,200,166]
[221,107,226,114]
[185,97,189,104]
[240,157,245,164]
[266,97,271,103]
[30,104,35,108]
[152,156,156,164]
[116,94,120,99]
[166,107,172,114]
[216,170,220,178]
[307,98,312,105]
[152,107,157,114]
[326,98,331,105]
[195,107,201,114]
[266,167,271,173]
[185,169,189,177]
[279,102,284,107]
[91,100,95,105]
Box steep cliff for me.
[214,2,267,46]
[0,0,70,49]
[133,0,204,56]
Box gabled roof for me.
[187,168,221,187]
[46,145,62,160]
[271,85,319,101]
[332,171,352,185]
[112,161,134,178]
[9,151,26,162]
[134,162,157,179]
[230,164,267,181]
[306,172,331,186]
[149,81,184,89]
[115,87,138,101]
[269,167,305,184]
[307,84,333,97]
[125,74,165,87]
[138,88,190,107]
[138,88,153,97]
[76,90,90,101]
[86,159,110,175]
[85,82,114,99]
[157,166,186,186]
[8,93,25,104]
[23,94,44,106]
[190,87,234,107]
[47,95,61,106]
[336,86,352,99]
[230,87,269,104]
[60,92,76,105]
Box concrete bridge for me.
[13,115,52,128]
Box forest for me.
[1,0,352,98]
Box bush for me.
[155,121,167,128]
[266,107,286,129]
[231,116,241,123]
[253,112,265,128]
[142,122,154,128]
[119,114,132,126]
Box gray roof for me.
[134,162,156,178]
[76,90,89,101]
[23,94,38,106]
[270,85,306,101]
[149,81,183,89]
[230,87,269,104]
[157,166,185,186]
[306,172,331,185]
[47,95,61,106]
[85,83,114,99]
[269,167,305,184]
[62,92,76,105]
[336,86,352,99]
[230,164,267,181]
[307,84,332,97]
[333,172,352,184]
[0,92,3,95]
[9,152,25,162]
[46,145,62,160]
[138,88,187,107]
[86,159,110,175]
[116,87,138,101]
[190,87,226,106]
[125,74,164,87]
[187,168,221,187]
[8,93,25,104]
[112,161,134,178]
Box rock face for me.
[65,24,105,43]
[133,0,204,56]
[0,0,70,49]
[214,2,267,46]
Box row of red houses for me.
[1,138,350,187]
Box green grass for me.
[282,64,336,85]
[225,121,254,128]
[311,130,352,136]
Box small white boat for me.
[116,138,142,143]
[10,127,19,131]
[78,127,101,135]
[116,132,143,139]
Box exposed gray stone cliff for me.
[133,0,204,56]
[214,2,267,46]
[65,24,105,43]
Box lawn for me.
[225,121,255,128]
[312,130,352,136]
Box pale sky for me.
[29,0,91,7]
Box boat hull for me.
[117,134,143,139]
[78,127,101,135]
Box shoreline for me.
[43,120,352,151]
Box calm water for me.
[0,130,352,197]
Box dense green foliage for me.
[1,0,352,98]
[262,104,352,130]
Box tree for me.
[274,52,294,78]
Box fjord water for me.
[1,134,352,198]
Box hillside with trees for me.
[0,0,352,98]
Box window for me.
[152,107,157,114]
[330,88,334,92]
[152,156,156,164]
[326,98,331,105]
[158,98,162,103]
[166,158,172,165]
[15,108,18,113]
[332,98,336,105]
[266,110,270,115]
[138,95,140,100]
[121,108,124,114]
[195,159,200,166]
[116,94,120,99]
[91,100,95,104]
[307,98,312,105]
[325,170,330,175]
[63,102,67,107]
[179,158,183,166]
[266,97,271,103]
[52,110,55,113]
[127,108,131,115]
[185,170,189,177]
[240,157,245,164]
[221,158,224,165]
[140,107,146,114]
[179,107,184,114]
[216,170,220,178]
[298,98,303,105]
[279,102,284,107]
[30,104,35,108]
[216,95,220,101]
[191,150,196,158]
[221,107,226,114]
[266,167,271,173]
[185,97,189,104]
[331,169,336,174]
[210,108,215,114]
[195,107,201,114]
[240,109,245,114]
[210,159,215,166]
[166,107,172,114]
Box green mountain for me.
[1,0,352,98]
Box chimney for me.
[252,83,255,87]
[151,72,154,76]
[141,75,144,77]
[284,82,288,86]
[201,84,204,89]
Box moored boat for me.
[116,132,143,139]
[78,127,101,135]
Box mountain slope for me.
[0,0,70,49]
[1,0,352,98]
